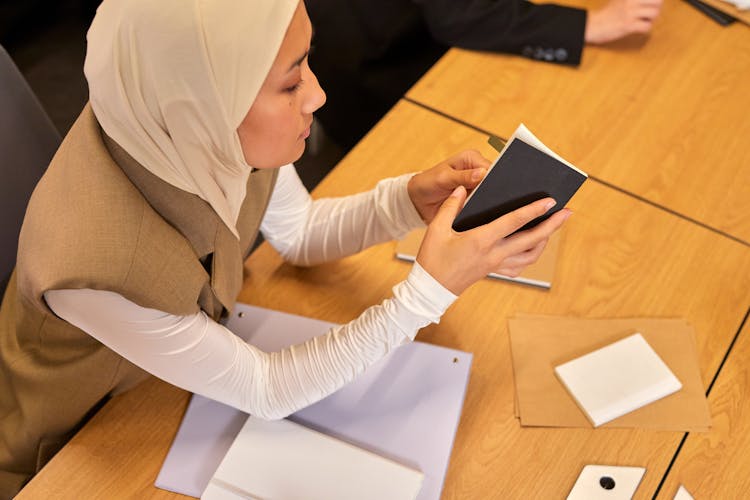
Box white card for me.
[674,484,694,500]
[202,416,424,500]
[554,333,682,427]
[567,465,646,500]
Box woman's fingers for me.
[497,209,570,259]
[480,197,557,239]
[495,238,548,271]
[449,149,492,171]
[432,185,467,228]
[438,150,490,191]
[440,165,486,191]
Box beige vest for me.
[0,104,277,496]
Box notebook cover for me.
[508,316,711,430]
[452,138,586,233]
[202,417,424,500]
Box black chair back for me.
[0,44,60,297]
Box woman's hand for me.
[584,0,663,44]
[416,186,571,295]
[407,150,491,224]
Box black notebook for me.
[453,124,587,233]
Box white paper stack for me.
[201,416,424,500]
[554,333,682,427]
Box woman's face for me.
[237,2,325,169]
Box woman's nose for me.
[303,71,326,114]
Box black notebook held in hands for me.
[452,124,587,233]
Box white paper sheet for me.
[202,416,424,500]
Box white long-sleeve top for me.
[45,165,457,420]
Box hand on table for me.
[585,0,663,44]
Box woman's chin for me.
[293,141,307,162]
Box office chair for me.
[0,44,60,297]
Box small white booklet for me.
[452,123,587,234]
[554,333,682,427]
[566,464,646,500]
[201,416,424,500]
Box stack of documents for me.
[508,315,711,430]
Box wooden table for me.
[407,0,750,244]
[654,316,750,499]
[700,0,750,26]
[18,101,750,499]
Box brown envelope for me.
[508,315,712,431]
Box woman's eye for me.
[284,80,304,93]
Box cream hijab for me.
[84,0,299,238]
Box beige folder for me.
[509,315,712,431]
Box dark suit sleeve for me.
[414,0,587,66]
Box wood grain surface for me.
[407,0,750,243]
[655,315,750,499]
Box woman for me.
[0,0,569,495]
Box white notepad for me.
[201,416,424,500]
[554,333,682,427]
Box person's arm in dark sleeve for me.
[414,0,586,66]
